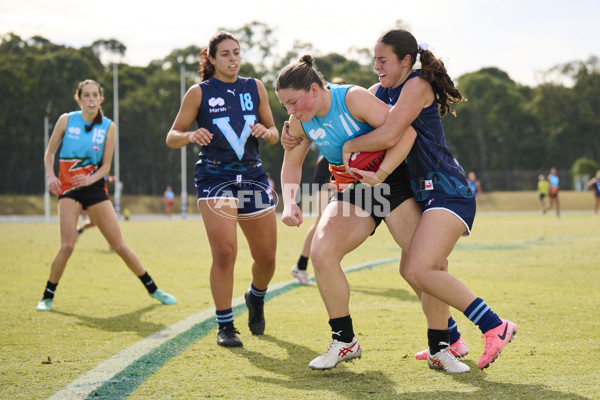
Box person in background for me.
[537,174,549,214]
[586,170,600,217]
[37,79,177,312]
[164,185,175,218]
[547,167,560,217]
[467,171,483,202]
[266,172,276,192]
[166,31,279,348]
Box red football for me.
[348,150,386,172]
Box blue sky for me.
[1,0,598,86]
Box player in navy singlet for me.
[343,29,517,371]
[586,169,600,217]
[166,32,279,348]
[37,79,177,312]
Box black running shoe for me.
[217,326,243,347]
[245,289,265,335]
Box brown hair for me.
[378,29,464,116]
[276,54,325,92]
[198,31,239,81]
[74,79,104,131]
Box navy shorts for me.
[195,162,275,216]
[59,185,109,210]
[420,191,476,235]
[334,165,413,234]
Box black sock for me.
[138,272,158,293]
[428,329,450,355]
[329,315,354,343]
[297,255,308,271]
[43,281,58,300]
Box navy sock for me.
[428,329,450,355]
[247,283,267,305]
[297,255,308,271]
[216,308,234,330]
[463,297,502,334]
[329,315,354,343]
[138,272,158,294]
[43,281,58,300]
[448,316,461,344]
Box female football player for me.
[37,79,177,312]
[166,31,279,348]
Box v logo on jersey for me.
[213,115,256,160]
[308,128,326,140]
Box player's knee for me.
[60,242,75,256]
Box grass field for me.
[1,211,599,399]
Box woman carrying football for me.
[277,55,469,372]
[37,79,177,312]
[342,29,517,371]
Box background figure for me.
[586,170,600,217]
[537,174,549,214]
[37,79,176,312]
[266,172,276,192]
[164,185,175,218]
[547,167,560,217]
[290,150,331,286]
[166,31,279,348]
[467,171,483,202]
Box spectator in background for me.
[164,185,175,218]
[586,170,600,217]
[547,167,560,217]
[537,174,549,214]
[467,171,483,202]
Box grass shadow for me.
[51,305,164,337]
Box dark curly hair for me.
[378,29,464,116]
[198,31,239,81]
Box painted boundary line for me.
[46,257,400,400]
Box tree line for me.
[1,23,599,196]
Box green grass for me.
[1,213,599,399]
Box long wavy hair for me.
[378,29,464,116]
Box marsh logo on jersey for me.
[66,126,82,140]
[208,97,226,113]
[308,128,326,140]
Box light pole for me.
[179,58,188,219]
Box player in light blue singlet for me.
[37,79,177,312]
[547,167,561,217]
[166,32,279,348]
[343,29,516,372]
[278,54,431,371]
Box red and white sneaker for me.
[478,319,517,369]
[427,347,470,373]
[309,338,362,370]
[415,337,469,360]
